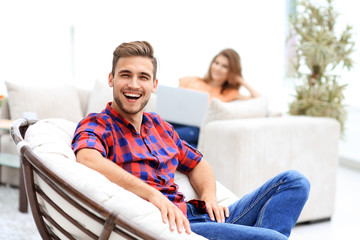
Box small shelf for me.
[0,153,20,169]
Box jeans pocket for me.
[187,203,207,223]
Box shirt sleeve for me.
[71,114,109,157]
[166,122,203,174]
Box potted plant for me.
[287,0,355,134]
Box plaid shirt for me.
[72,102,203,217]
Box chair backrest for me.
[11,118,159,240]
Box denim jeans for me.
[170,123,200,148]
[187,170,310,240]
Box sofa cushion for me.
[24,118,211,239]
[86,80,113,115]
[202,96,268,126]
[5,81,83,123]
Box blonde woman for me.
[174,48,261,147]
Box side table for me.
[0,119,28,213]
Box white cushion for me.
[86,80,113,115]
[5,81,83,122]
[25,118,215,239]
[144,93,157,112]
[175,171,238,207]
[202,96,268,126]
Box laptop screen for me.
[155,85,209,127]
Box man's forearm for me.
[188,159,229,222]
[76,148,160,201]
[188,159,217,202]
[75,148,191,233]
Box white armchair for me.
[12,118,239,240]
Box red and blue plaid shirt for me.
[72,102,203,217]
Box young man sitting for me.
[72,41,310,240]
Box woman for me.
[174,48,260,148]
[180,48,260,102]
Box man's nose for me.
[128,76,140,88]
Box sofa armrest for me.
[266,109,282,117]
[198,116,340,222]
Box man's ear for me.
[108,73,113,87]
[152,79,159,93]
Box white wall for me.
[0,0,74,87]
[2,0,360,163]
[332,0,360,163]
[332,0,360,108]
[1,0,358,110]
[0,0,286,110]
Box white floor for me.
[290,166,360,239]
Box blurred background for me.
[0,0,359,166]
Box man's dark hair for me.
[111,41,157,80]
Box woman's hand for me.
[238,75,246,85]
[237,76,261,99]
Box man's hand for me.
[188,159,230,223]
[148,191,191,234]
[205,200,229,223]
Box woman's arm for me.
[179,76,195,88]
[188,159,229,223]
[238,76,261,100]
[217,88,241,102]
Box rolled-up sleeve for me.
[172,129,202,174]
[72,115,109,157]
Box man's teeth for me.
[124,93,141,98]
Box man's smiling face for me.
[109,56,158,120]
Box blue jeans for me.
[187,170,310,240]
[170,123,200,148]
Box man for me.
[72,41,310,240]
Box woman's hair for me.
[111,41,157,80]
[204,48,242,92]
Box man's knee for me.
[281,170,311,199]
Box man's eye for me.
[121,74,130,78]
[140,76,149,80]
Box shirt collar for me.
[104,102,153,132]
[142,112,154,129]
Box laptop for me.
[155,85,209,127]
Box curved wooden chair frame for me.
[11,118,160,240]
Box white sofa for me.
[1,80,340,223]
[191,95,340,223]
[198,116,340,223]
